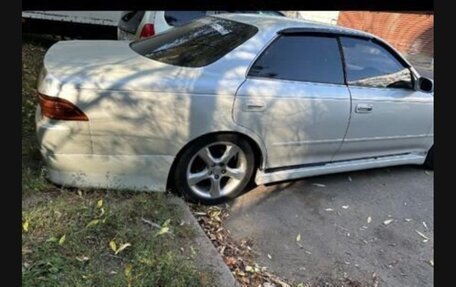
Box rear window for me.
[130,17,258,67]
[164,11,207,27]
[216,11,285,16]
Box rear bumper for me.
[44,153,173,191]
[35,106,173,191]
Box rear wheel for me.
[173,134,255,205]
[424,146,433,170]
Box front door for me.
[333,36,433,161]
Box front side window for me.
[340,37,413,89]
[249,35,345,85]
[130,17,258,67]
[164,11,207,27]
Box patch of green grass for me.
[22,35,52,195]
[22,190,206,287]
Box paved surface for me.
[226,166,433,286]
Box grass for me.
[22,34,213,287]
[22,190,204,287]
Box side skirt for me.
[255,153,426,185]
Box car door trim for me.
[272,138,344,146]
[257,152,426,185]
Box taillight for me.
[38,93,88,121]
[140,23,155,38]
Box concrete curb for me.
[170,197,239,287]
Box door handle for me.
[244,101,266,112]
[355,104,373,113]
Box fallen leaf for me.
[115,243,131,255]
[86,219,100,228]
[124,263,133,277]
[312,183,326,187]
[415,230,429,241]
[367,217,372,224]
[58,234,66,245]
[325,208,334,212]
[267,254,272,259]
[162,218,171,227]
[23,220,29,232]
[76,255,89,262]
[156,226,169,236]
[96,199,103,208]
[224,256,237,266]
[109,240,117,252]
[383,219,394,225]
[296,233,301,242]
[46,237,58,243]
[428,260,434,267]
[424,170,432,176]
[423,221,428,230]
[245,265,254,272]
[405,218,412,222]
[342,205,349,209]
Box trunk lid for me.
[39,40,214,94]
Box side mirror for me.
[418,77,434,93]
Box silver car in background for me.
[36,14,433,204]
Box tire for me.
[173,134,255,205]
[424,146,433,170]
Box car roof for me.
[215,13,375,39]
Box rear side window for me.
[118,11,145,33]
[249,35,344,85]
[164,11,207,27]
[340,37,413,89]
[130,17,258,67]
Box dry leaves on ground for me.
[190,204,294,287]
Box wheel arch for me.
[166,131,264,191]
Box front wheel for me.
[173,134,255,205]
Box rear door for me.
[333,36,433,161]
[233,34,351,169]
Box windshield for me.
[130,17,258,67]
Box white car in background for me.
[117,10,285,40]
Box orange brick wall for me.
[337,12,433,58]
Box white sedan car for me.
[36,14,434,204]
